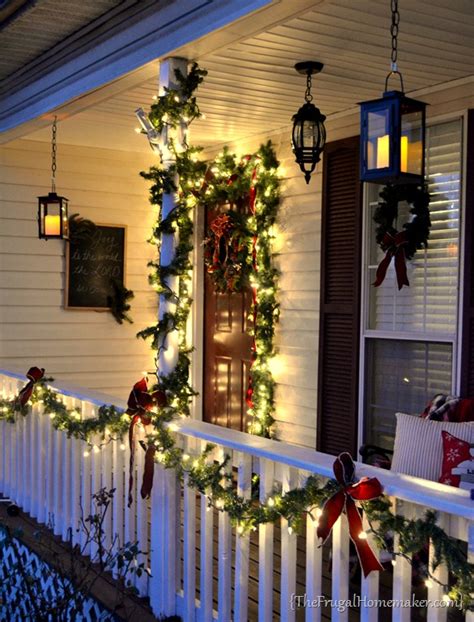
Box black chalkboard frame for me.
[64,223,128,312]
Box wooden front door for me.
[203,208,253,431]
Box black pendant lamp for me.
[359,0,426,185]
[291,61,326,184]
[38,116,69,240]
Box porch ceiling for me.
[0,0,127,81]
[23,0,474,151]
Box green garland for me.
[0,64,470,609]
[0,378,128,452]
[374,184,431,260]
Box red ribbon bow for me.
[126,377,167,506]
[317,453,384,578]
[16,367,45,408]
[373,231,410,290]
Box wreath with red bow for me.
[203,210,252,293]
[373,184,431,290]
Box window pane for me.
[364,339,453,450]
[367,119,462,335]
[367,109,390,169]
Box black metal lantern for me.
[291,61,326,184]
[359,0,426,185]
[38,117,69,240]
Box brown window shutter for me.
[460,110,474,396]
[317,136,362,456]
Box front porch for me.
[1,0,474,620]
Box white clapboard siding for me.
[0,138,157,399]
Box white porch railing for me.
[0,370,472,622]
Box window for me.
[362,119,463,450]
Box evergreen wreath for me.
[203,210,252,293]
[372,184,431,289]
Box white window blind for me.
[362,119,462,450]
[367,119,462,335]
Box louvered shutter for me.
[460,110,474,396]
[317,136,362,456]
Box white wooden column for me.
[156,56,188,379]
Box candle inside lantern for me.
[376,134,408,171]
[44,214,61,237]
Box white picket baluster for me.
[360,513,380,622]
[135,440,149,596]
[466,523,473,622]
[21,407,29,512]
[15,416,24,507]
[259,458,275,622]
[4,417,12,498]
[200,441,214,622]
[70,402,82,546]
[331,515,350,622]
[90,433,101,562]
[101,434,113,552]
[150,461,165,616]
[62,398,73,542]
[35,405,47,523]
[44,414,55,527]
[392,534,412,622]
[183,438,196,621]
[112,435,126,568]
[427,514,448,622]
[281,465,298,622]
[217,449,232,622]
[234,451,252,622]
[305,504,323,622]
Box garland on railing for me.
[0,370,128,453]
[1,369,473,607]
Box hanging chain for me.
[385,0,404,92]
[305,73,313,103]
[390,0,400,71]
[51,116,57,193]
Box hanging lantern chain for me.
[385,0,404,93]
[390,0,399,70]
[304,73,313,103]
[51,116,57,193]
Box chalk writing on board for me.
[65,225,126,309]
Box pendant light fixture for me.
[38,116,69,240]
[291,61,326,184]
[359,0,426,185]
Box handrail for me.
[0,368,127,410]
[173,418,474,521]
[1,369,472,520]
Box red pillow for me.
[439,431,473,487]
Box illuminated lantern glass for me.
[359,90,426,185]
[291,61,326,184]
[38,192,69,240]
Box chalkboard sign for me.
[65,224,127,310]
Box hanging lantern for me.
[291,61,326,184]
[359,0,426,185]
[38,117,69,240]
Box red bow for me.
[126,377,167,506]
[373,231,410,290]
[16,367,45,408]
[317,453,384,578]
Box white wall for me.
[0,139,157,399]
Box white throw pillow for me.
[391,413,474,481]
